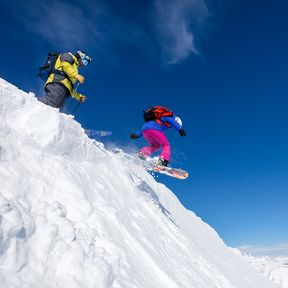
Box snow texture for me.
[233,249,288,288]
[0,78,280,287]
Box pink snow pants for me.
[140,129,171,161]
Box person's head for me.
[75,51,92,67]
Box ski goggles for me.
[81,54,92,66]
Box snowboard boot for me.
[158,157,169,167]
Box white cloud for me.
[4,0,210,66]
[17,0,150,65]
[23,0,102,50]
[154,0,209,65]
[238,243,288,257]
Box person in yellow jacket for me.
[39,50,91,110]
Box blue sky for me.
[1,0,288,254]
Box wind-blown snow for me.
[0,78,280,288]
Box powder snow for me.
[0,78,280,288]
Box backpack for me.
[38,52,64,81]
[143,106,174,126]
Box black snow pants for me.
[39,82,70,110]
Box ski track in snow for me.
[0,78,281,287]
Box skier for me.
[130,106,186,166]
[38,51,91,110]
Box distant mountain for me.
[233,249,288,288]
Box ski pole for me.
[66,82,80,113]
[72,102,81,115]
[65,97,74,113]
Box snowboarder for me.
[130,106,186,166]
[38,51,91,110]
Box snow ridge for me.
[236,250,288,288]
[0,78,280,288]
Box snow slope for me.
[0,78,280,288]
[234,250,288,288]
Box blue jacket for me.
[136,116,182,137]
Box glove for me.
[75,74,85,84]
[72,91,87,102]
[78,94,87,103]
[130,133,139,139]
[179,129,186,137]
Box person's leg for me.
[38,83,69,109]
[140,130,161,157]
[140,130,171,162]
[156,132,171,162]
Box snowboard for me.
[111,149,188,180]
[85,129,112,137]
[139,157,189,180]
[149,164,189,180]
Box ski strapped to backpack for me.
[143,106,174,126]
[38,52,71,83]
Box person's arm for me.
[162,116,186,136]
[60,53,84,83]
[62,62,85,84]
[162,116,181,131]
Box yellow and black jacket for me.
[46,52,82,100]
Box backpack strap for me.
[155,118,172,127]
[52,53,74,87]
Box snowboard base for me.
[150,164,189,180]
[111,149,189,180]
[141,157,189,180]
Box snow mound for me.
[235,250,288,288]
[0,78,280,288]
